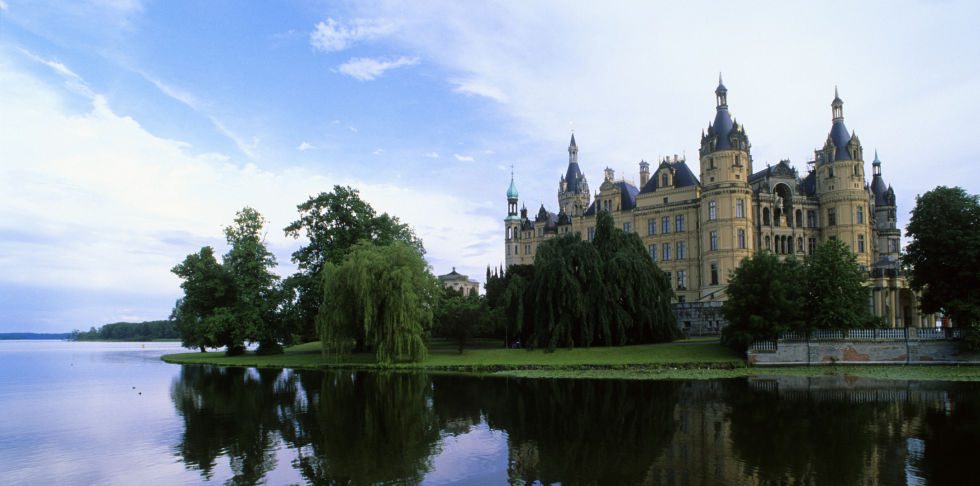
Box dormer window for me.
[661,173,669,188]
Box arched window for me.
[763,208,771,226]
[795,209,803,228]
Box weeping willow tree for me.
[592,211,679,345]
[530,234,604,350]
[525,211,679,351]
[317,241,438,364]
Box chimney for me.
[639,160,650,187]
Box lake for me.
[0,341,977,485]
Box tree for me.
[171,246,236,352]
[433,288,490,353]
[905,186,980,336]
[317,241,438,364]
[223,207,281,354]
[284,186,424,342]
[804,239,872,330]
[722,253,805,351]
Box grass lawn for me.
[161,337,744,370]
[160,337,980,381]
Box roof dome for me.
[506,177,519,199]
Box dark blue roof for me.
[640,160,699,193]
[583,200,596,216]
[712,107,735,150]
[801,171,816,196]
[830,120,851,160]
[565,162,585,192]
[871,174,888,206]
[615,181,640,210]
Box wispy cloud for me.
[18,49,94,98]
[0,1,8,11]
[453,153,475,162]
[338,56,419,81]
[372,148,384,155]
[310,18,396,52]
[297,141,313,151]
[451,78,508,103]
[424,151,440,158]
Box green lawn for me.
[160,338,980,382]
[161,337,744,371]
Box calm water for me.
[1,341,978,485]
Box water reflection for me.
[169,368,980,485]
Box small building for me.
[438,267,480,296]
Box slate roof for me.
[830,120,851,161]
[801,171,817,196]
[615,181,640,211]
[639,160,700,194]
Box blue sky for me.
[1,1,978,332]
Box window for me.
[588,227,595,241]
[708,201,717,220]
[506,245,510,255]
[828,208,836,226]
[858,234,865,253]
[795,209,803,227]
[675,215,684,232]
[507,227,512,239]
[662,216,670,234]
[763,207,771,226]
[808,237,817,255]
[774,208,781,227]
[623,222,632,233]
[828,167,835,178]
[797,237,803,253]
[649,244,657,262]
[856,206,864,224]
[662,243,670,261]
[677,270,687,290]
[765,235,771,250]
[661,174,669,187]
[710,262,719,286]
[737,229,746,249]
[676,241,685,260]
[736,199,744,218]
[525,244,531,254]
[710,231,718,251]
[647,218,656,236]
[807,210,817,228]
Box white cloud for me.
[338,56,419,81]
[0,53,498,326]
[453,153,474,162]
[451,78,508,103]
[297,141,313,151]
[424,151,440,158]
[0,1,8,11]
[310,17,396,52]
[372,148,384,155]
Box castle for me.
[504,77,928,333]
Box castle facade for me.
[504,78,927,331]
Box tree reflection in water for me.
[170,367,980,485]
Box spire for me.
[832,86,844,121]
[569,132,577,147]
[506,166,519,200]
[873,149,881,166]
[715,72,728,109]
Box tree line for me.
[71,320,179,341]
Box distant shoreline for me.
[0,333,72,340]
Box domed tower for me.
[814,88,872,268]
[558,134,591,217]
[504,170,522,267]
[698,74,754,297]
[870,150,900,262]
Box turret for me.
[558,133,591,216]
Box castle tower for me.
[870,150,900,262]
[504,170,522,267]
[558,134,591,217]
[814,88,872,268]
[698,74,755,297]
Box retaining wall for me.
[749,338,980,366]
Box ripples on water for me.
[0,341,978,485]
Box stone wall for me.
[672,301,727,336]
[748,334,980,366]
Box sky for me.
[1,1,978,332]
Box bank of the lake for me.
[160,339,980,381]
